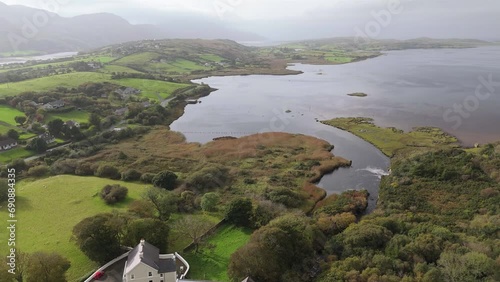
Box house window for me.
[148,271,153,277]
[131,274,135,279]
[160,274,163,277]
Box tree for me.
[229,215,317,282]
[121,169,142,181]
[201,192,220,212]
[88,113,101,129]
[47,119,64,136]
[173,215,213,253]
[143,187,179,221]
[128,200,155,218]
[72,213,123,264]
[438,251,498,282]
[26,137,47,153]
[14,116,26,126]
[123,219,169,252]
[225,198,253,227]
[152,170,178,190]
[25,252,70,282]
[95,164,120,179]
[6,129,19,140]
[100,184,128,205]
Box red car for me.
[93,271,104,280]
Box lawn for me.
[0,124,13,134]
[45,110,90,123]
[0,105,26,125]
[0,72,112,96]
[0,175,151,281]
[114,78,191,100]
[182,225,252,282]
[0,147,34,163]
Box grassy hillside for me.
[0,72,112,96]
[0,175,150,281]
[114,78,191,100]
[0,105,26,126]
[45,110,91,123]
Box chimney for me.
[140,239,145,246]
[139,251,144,259]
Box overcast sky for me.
[2,0,500,41]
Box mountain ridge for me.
[0,2,264,54]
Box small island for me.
[347,92,368,97]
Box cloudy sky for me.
[2,0,500,41]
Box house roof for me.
[0,138,17,147]
[65,120,78,126]
[125,240,176,275]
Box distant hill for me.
[285,37,492,52]
[0,2,263,55]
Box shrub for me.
[75,162,95,176]
[95,165,120,180]
[152,170,178,190]
[100,184,128,205]
[121,169,142,182]
[186,164,229,191]
[200,192,220,212]
[27,165,50,177]
[50,159,78,175]
[8,159,27,172]
[225,198,253,227]
[140,173,156,183]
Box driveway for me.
[94,257,127,282]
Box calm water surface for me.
[0,52,77,66]
[171,46,500,212]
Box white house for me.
[0,138,18,151]
[42,100,65,110]
[123,240,177,282]
[38,133,56,145]
[65,120,80,129]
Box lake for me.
[0,52,77,66]
[171,46,500,212]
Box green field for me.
[199,54,224,62]
[0,175,151,281]
[114,78,191,100]
[45,110,90,123]
[0,124,14,134]
[0,72,112,96]
[182,225,252,282]
[114,52,160,66]
[101,65,143,74]
[0,105,26,125]
[0,147,34,163]
[114,52,210,74]
[322,117,459,157]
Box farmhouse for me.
[38,133,56,144]
[115,107,128,116]
[116,87,141,97]
[123,239,177,282]
[42,100,65,110]
[0,138,18,151]
[65,120,80,129]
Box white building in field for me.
[123,240,177,282]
